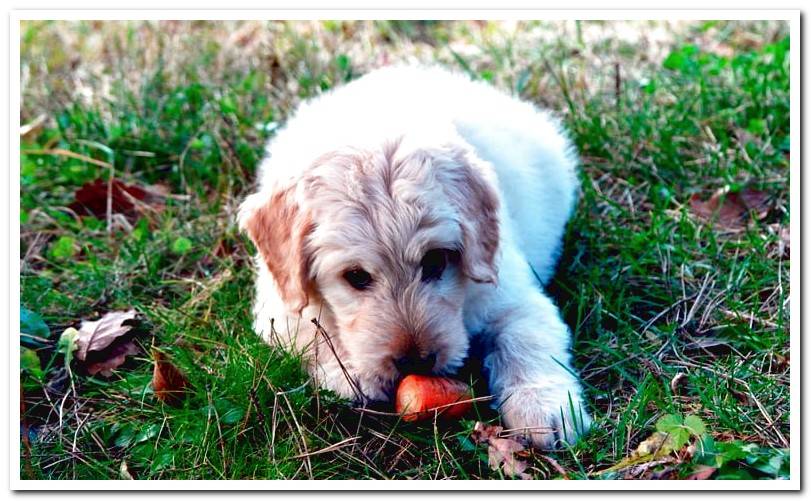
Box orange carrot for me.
[395,375,472,422]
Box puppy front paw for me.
[498,383,592,449]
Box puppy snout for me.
[393,349,437,375]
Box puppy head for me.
[240,140,500,400]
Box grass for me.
[19,20,790,480]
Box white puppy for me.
[239,65,591,447]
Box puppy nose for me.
[394,350,437,375]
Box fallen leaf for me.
[687,465,717,480]
[689,187,770,230]
[489,437,531,479]
[74,310,138,360]
[689,192,742,228]
[84,340,140,376]
[472,421,532,479]
[152,349,191,405]
[739,188,770,219]
[471,420,503,443]
[68,178,167,221]
[59,311,143,377]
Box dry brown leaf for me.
[152,349,191,405]
[472,421,532,479]
[689,187,770,230]
[739,188,770,219]
[489,437,531,479]
[75,310,138,360]
[72,310,142,377]
[84,340,140,376]
[68,178,167,221]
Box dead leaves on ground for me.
[69,178,169,222]
[74,310,138,360]
[47,309,192,405]
[471,421,532,479]
[61,310,142,376]
[84,341,141,377]
[688,186,771,231]
[152,349,192,405]
[688,185,790,262]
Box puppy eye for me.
[343,268,373,290]
[420,249,452,282]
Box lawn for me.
[19,20,791,481]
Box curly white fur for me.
[239,65,591,447]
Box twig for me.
[279,390,313,478]
[21,148,112,168]
[499,425,558,435]
[311,318,366,402]
[291,436,359,459]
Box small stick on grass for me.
[311,318,366,402]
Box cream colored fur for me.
[239,65,591,447]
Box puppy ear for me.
[238,187,313,314]
[440,146,500,284]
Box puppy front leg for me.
[482,290,592,448]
